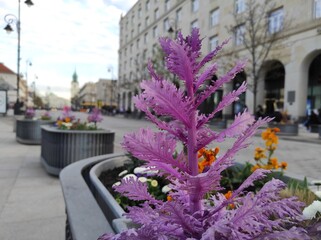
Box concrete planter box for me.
[41,125,115,176]
[60,154,122,240]
[16,118,55,145]
[268,122,299,136]
[60,154,315,240]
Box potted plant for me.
[16,108,55,144]
[61,29,319,239]
[41,106,115,176]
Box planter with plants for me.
[267,111,299,136]
[41,107,114,176]
[61,29,320,239]
[16,108,55,144]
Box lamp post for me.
[3,0,34,115]
[107,67,115,109]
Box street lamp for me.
[3,0,34,115]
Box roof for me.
[0,63,15,75]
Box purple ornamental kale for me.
[100,29,308,239]
[25,108,35,119]
[61,106,75,120]
[87,107,103,124]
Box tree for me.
[34,95,43,108]
[227,0,286,113]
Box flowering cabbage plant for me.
[57,106,103,130]
[40,111,52,120]
[87,107,103,128]
[100,29,308,239]
[25,108,35,119]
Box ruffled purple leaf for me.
[134,79,193,127]
[218,111,255,138]
[197,81,247,128]
[114,177,159,203]
[196,60,247,108]
[194,63,218,89]
[196,38,230,72]
[122,128,189,175]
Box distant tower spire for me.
[71,69,79,100]
[72,69,78,83]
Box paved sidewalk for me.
[0,117,65,240]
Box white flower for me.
[87,122,95,127]
[302,200,321,219]
[112,181,121,188]
[62,122,72,129]
[162,185,172,193]
[134,166,159,176]
[122,174,137,181]
[134,167,150,174]
[118,170,128,177]
[138,177,148,183]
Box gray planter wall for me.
[60,154,122,240]
[268,123,299,136]
[41,125,115,176]
[16,119,55,145]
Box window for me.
[176,8,182,22]
[235,24,245,45]
[154,8,159,20]
[145,16,149,27]
[164,18,170,31]
[137,38,140,48]
[138,8,142,18]
[146,0,150,11]
[144,32,148,43]
[153,25,158,38]
[125,48,127,56]
[314,0,321,18]
[165,0,170,11]
[268,8,283,34]
[192,0,199,12]
[138,23,141,33]
[130,57,132,67]
[132,12,135,25]
[210,8,219,26]
[191,20,198,30]
[235,0,246,14]
[131,30,134,38]
[209,35,218,51]
[130,44,133,53]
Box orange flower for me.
[251,164,261,172]
[167,195,172,201]
[280,161,288,170]
[65,117,71,123]
[224,191,233,199]
[197,147,219,173]
[270,157,279,169]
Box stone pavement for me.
[0,116,65,240]
[0,114,320,240]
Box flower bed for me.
[41,125,115,176]
[41,106,114,176]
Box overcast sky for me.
[0,0,137,99]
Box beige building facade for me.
[118,0,321,121]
